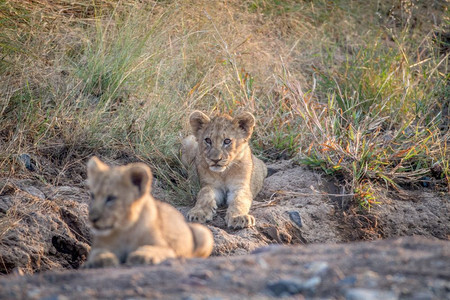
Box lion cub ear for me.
[123,163,152,197]
[189,111,211,137]
[233,112,255,139]
[87,157,109,183]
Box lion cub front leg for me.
[225,188,255,229]
[84,248,119,268]
[127,246,176,266]
[187,186,218,223]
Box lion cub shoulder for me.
[84,157,213,268]
[181,111,267,229]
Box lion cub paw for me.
[226,214,255,229]
[187,206,216,223]
[126,247,175,266]
[83,252,119,269]
[126,252,165,266]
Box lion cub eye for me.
[105,195,117,204]
[223,138,231,145]
[204,138,212,145]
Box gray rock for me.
[267,279,305,296]
[20,185,46,200]
[18,154,35,171]
[288,211,303,228]
[339,276,357,287]
[267,277,321,297]
[359,271,380,288]
[251,245,284,255]
[306,261,329,276]
[345,288,397,300]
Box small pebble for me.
[19,153,35,171]
[189,270,213,280]
[419,177,432,188]
[41,296,69,300]
[306,261,329,275]
[256,257,269,269]
[267,279,305,296]
[339,276,357,287]
[251,244,283,255]
[21,185,46,200]
[360,271,380,288]
[267,277,321,297]
[288,211,303,228]
[345,288,398,300]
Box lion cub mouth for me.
[91,224,114,236]
[209,165,227,173]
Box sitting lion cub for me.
[182,111,267,229]
[84,157,213,268]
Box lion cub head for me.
[87,157,152,236]
[189,111,255,172]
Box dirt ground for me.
[0,236,448,299]
[0,160,449,298]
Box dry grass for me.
[0,0,448,207]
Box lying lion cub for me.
[182,111,267,229]
[84,157,213,268]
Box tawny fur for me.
[181,111,267,229]
[84,157,213,268]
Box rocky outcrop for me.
[0,180,91,274]
[0,237,448,299]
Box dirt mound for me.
[177,160,346,256]
[0,236,448,299]
[0,160,448,275]
[189,161,449,256]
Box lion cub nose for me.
[211,158,222,164]
[89,209,101,223]
[90,215,100,224]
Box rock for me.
[359,271,381,288]
[267,279,306,296]
[0,237,448,299]
[0,179,90,274]
[339,276,357,287]
[430,163,443,179]
[345,288,398,300]
[251,245,284,255]
[306,261,329,276]
[288,211,303,228]
[18,154,36,171]
[19,185,46,200]
[300,276,321,293]
[266,277,321,297]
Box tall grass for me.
[0,0,448,207]
[284,32,448,208]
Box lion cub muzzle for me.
[204,138,232,172]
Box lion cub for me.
[84,157,213,268]
[182,111,267,229]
